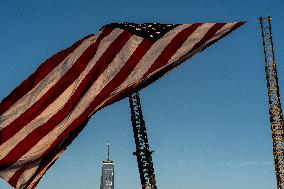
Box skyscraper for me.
[100,142,114,189]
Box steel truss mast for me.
[129,92,157,189]
[260,16,284,189]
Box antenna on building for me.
[107,140,110,161]
[100,140,115,189]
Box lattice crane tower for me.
[260,16,284,189]
[129,92,157,189]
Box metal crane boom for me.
[129,92,157,189]
[260,16,284,189]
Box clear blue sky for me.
[0,0,284,189]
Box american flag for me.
[0,21,244,189]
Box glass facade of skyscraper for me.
[100,160,114,189]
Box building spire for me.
[100,140,114,189]
[107,140,110,161]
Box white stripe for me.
[17,35,143,162]
[0,166,19,181]
[203,23,238,46]
[25,151,63,189]
[168,23,215,63]
[0,36,97,129]
[16,160,41,189]
[0,29,124,161]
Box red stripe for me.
[28,178,40,189]
[202,22,245,49]
[0,30,132,169]
[141,23,201,79]
[28,179,40,189]
[96,84,135,112]
[186,23,226,54]
[8,167,25,187]
[7,161,36,188]
[9,38,153,189]
[0,28,113,146]
[0,35,92,116]
[24,120,89,189]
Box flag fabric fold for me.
[0,21,244,189]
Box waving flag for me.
[0,21,244,189]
